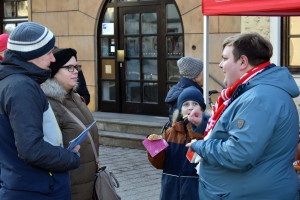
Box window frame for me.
[282,16,300,74]
[1,0,28,34]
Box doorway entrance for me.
[98,0,183,116]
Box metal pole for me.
[203,15,209,105]
[270,17,281,66]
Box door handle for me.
[117,50,125,62]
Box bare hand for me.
[186,143,193,152]
[73,145,80,152]
[188,107,203,127]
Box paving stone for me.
[99,145,162,200]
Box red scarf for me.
[203,61,270,139]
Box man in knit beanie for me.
[0,34,9,61]
[165,56,206,128]
[0,22,80,199]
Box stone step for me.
[99,131,146,150]
[92,112,169,149]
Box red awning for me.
[202,0,300,16]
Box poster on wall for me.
[102,23,114,35]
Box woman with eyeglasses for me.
[41,48,99,200]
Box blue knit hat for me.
[7,22,55,61]
[177,86,206,112]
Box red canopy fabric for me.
[202,0,300,16]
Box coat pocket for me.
[199,177,230,200]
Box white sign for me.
[110,46,115,53]
[102,23,114,35]
[105,65,112,74]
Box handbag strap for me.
[60,104,100,165]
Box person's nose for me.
[188,104,194,110]
[50,53,56,62]
[219,60,223,69]
[73,68,79,74]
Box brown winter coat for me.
[41,79,99,200]
[148,121,203,169]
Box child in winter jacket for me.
[147,86,206,200]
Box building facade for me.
[1,0,300,116]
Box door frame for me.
[118,5,167,115]
[97,0,183,116]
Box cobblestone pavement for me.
[99,145,162,200]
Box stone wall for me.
[31,0,103,111]
[241,16,270,38]
[176,0,241,103]
[30,0,242,111]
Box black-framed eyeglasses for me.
[62,65,81,72]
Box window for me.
[282,17,300,74]
[1,0,28,34]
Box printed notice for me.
[105,65,112,74]
[102,23,114,35]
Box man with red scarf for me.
[186,32,300,199]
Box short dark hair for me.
[222,32,273,67]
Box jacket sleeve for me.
[187,123,204,142]
[7,79,80,172]
[191,113,209,134]
[147,131,170,169]
[191,95,278,171]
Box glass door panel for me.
[102,81,116,101]
[142,36,157,57]
[166,35,183,57]
[142,13,157,34]
[126,82,141,102]
[143,82,158,103]
[126,60,140,80]
[124,14,139,35]
[125,37,139,57]
[167,60,179,81]
[166,4,182,33]
[143,59,157,80]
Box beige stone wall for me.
[29,0,242,111]
[30,0,104,111]
[176,0,241,104]
[241,16,270,39]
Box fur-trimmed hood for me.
[41,78,68,103]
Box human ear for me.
[239,55,248,71]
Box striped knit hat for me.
[7,22,55,61]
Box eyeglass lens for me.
[65,65,81,72]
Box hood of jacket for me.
[0,50,51,84]
[246,64,299,98]
[41,78,68,103]
[41,78,79,103]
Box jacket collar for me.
[0,50,51,84]
[41,79,68,103]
